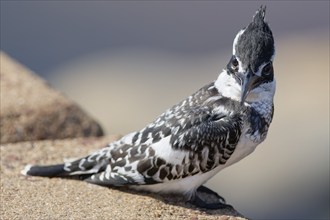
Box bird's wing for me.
[85,83,244,186]
[170,110,242,156]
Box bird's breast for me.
[223,129,259,167]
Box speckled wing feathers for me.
[65,82,245,186]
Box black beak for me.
[240,70,259,105]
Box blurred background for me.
[1,1,329,219]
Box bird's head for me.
[216,6,275,105]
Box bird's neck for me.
[214,70,242,102]
[214,69,275,124]
[215,70,275,104]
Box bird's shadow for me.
[117,187,245,218]
[25,174,246,218]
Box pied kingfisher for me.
[22,6,275,209]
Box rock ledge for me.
[1,136,247,220]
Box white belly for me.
[130,133,258,198]
[129,166,224,199]
[224,134,259,167]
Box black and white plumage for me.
[22,6,275,209]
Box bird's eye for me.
[231,57,239,69]
[262,62,273,76]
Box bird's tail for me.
[21,163,68,177]
[21,147,109,178]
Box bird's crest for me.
[252,5,267,24]
[247,5,271,36]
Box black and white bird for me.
[22,6,275,209]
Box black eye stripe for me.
[262,62,272,74]
[261,62,273,78]
[232,58,239,67]
[227,56,239,74]
[259,63,274,83]
[226,57,274,85]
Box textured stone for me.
[0,136,247,220]
[0,51,103,143]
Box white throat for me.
[214,70,276,104]
[214,70,241,102]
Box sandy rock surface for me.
[0,52,103,144]
[1,136,247,220]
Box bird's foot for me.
[189,185,232,209]
[197,185,226,204]
[189,194,232,210]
